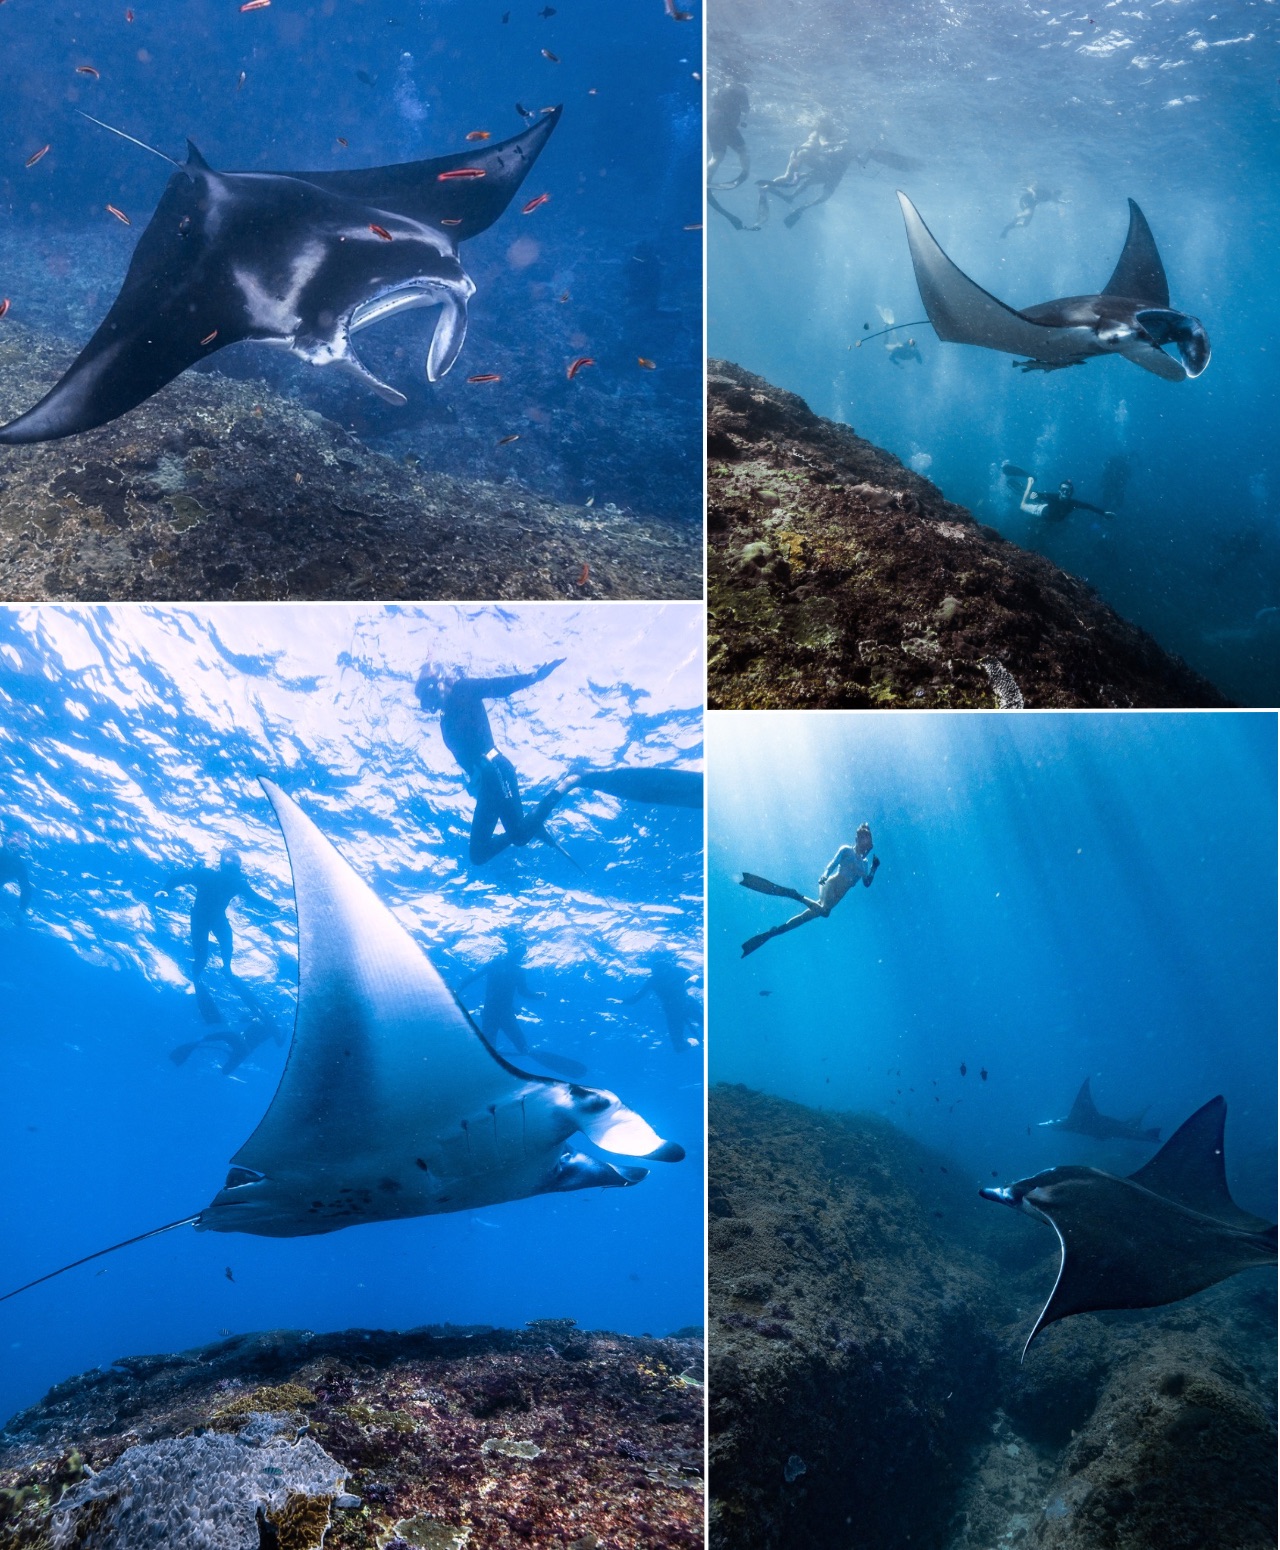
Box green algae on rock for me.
[707,362,1229,708]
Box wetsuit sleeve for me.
[621,980,652,1005]
[237,880,273,909]
[820,846,854,884]
[458,965,486,991]
[516,969,545,999]
[1074,500,1108,516]
[162,867,198,890]
[467,672,544,700]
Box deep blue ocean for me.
[0,0,701,523]
[709,711,1277,1221]
[708,0,1280,704]
[0,601,704,1425]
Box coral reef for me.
[0,324,699,602]
[708,1084,1276,1550]
[0,1324,703,1550]
[707,363,1229,708]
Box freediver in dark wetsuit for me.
[755,119,855,229]
[707,81,752,230]
[1000,183,1064,238]
[0,838,32,914]
[462,939,545,1055]
[739,824,879,958]
[1003,465,1114,524]
[622,955,702,1052]
[161,849,272,983]
[170,1015,284,1076]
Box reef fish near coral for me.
[982,1096,1276,1356]
[0,112,560,444]
[1,779,682,1301]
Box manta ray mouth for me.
[1136,307,1211,378]
[346,274,475,386]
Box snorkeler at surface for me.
[161,850,272,985]
[1000,183,1064,238]
[170,1015,284,1076]
[1004,465,1114,524]
[0,836,32,913]
[622,954,702,1052]
[754,118,855,229]
[739,825,879,958]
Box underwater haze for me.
[709,0,1280,703]
[709,710,1276,1214]
[0,601,704,1425]
[0,0,701,525]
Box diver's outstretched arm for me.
[1017,477,1041,516]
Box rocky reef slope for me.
[0,326,698,602]
[709,1084,1275,1550]
[707,363,1229,708]
[0,1323,702,1550]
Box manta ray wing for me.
[1126,1096,1271,1231]
[896,191,1091,364]
[1061,1077,1101,1131]
[1101,199,1170,307]
[284,111,561,244]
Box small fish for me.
[0,299,9,319]
[959,1062,967,1077]
[225,1266,235,1282]
[521,192,550,214]
[106,204,131,224]
[663,0,693,17]
[516,102,532,117]
[557,290,570,303]
[436,167,486,181]
[575,562,590,586]
[588,87,598,95]
[758,989,772,997]
[932,1210,943,1219]
[501,9,510,20]
[25,145,51,168]
[683,223,702,231]
[496,433,520,445]
[541,48,559,61]
[566,356,594,380]
[637,356,656,370]
[200,329,218,345]
[980,1067,988,1082]
[441,217,462,226]
[237,70,247,90]
[467,373,501,383]
[219,1328,233,1336]
[465,130,491,141]
[336,135,348,147]
[991,1171,999,1179]
[538,4,556,13]
[585,495,595,506]
[369,222,392,240]
[356,68,375,85]
[125,6,134,18]
[76,65,101,78]
[239,0,270,11]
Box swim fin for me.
[783,209,804,229]
[741,930,776,958]
[169,1041,200,1066]
[574,768,702,809]
[1002,462,1032,482]
[740,872,808,904]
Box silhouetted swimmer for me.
[170,1016,284,1076]
[739,825,879,958]
[161,849,272,982]
[708,82,751,189]
[1000,183,1063,238]
[622,955,702,1052]
[0,837,32,913]
[755,119,854,229]
[461,938,545,1055]
[1004,465,1113,523]
[886,338,921,366]
[416,658,571,865]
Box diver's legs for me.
[191,912,212,979]
[708,192,745,231]
[498,1012,530,1055]
[213,915,233,971]
[742,906,822,958]
[469,757,521,863]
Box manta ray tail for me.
[77,111,181,168]
[0,1215,201,1303]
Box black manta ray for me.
[1039,1076,1161,1145]
[0,112,560,445]
[896,192,1210,381]
[982,1097,1275,1357]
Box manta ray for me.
[982,1097,1276,1357]
[896,192,1210,381]
[0,112,560,445]
[1039,1077,1161,1144]
[1,779,682,1303]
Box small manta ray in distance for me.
[0,780,682,1305]
[982,1097,1275,1358]
[1041,1076,1160,1144]
[895,192,1209,381]
[0,109,561,444]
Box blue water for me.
[0,601,704,1425]
[0,1,701,523]
[708,0,1280,702]
[709,711,1277,1221]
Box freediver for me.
[0,836,32,913]
[460,937,546,1055]
[160,849,273,987]
[886,338,922,366]
[754,117,855,229]
[1004,465,1114,524]
[170,1015,284,1076]
[622,954,702,1052]
[415,658,571,865]
[1000,183,1064,238]
[707,80,752,231]
[739,824,880,958]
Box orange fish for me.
[465,130,491,141]
[521,193,549,214]
[76,65,100,78]
[437,167,486,181]
[575,562,590,586]
[441,217,462,226]
[637,357,656,370]
[0,299,10,320]
[125,7,134,18]
[467,373,502,384]
[541,48,559,61]
[25,145,50,168]
[566,356,595,380]
[336,135,348,148]
[239,0,270,10]
[496,434,521,446]
[369,223,392,241]
[106,203,131,224]
[200,329,218,345]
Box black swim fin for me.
[169,1041,200,1066]
[742,930,776,958]
[783,208,804,229]
[1002,462,1032,482]
[740,872,808,903]
[574,767,702,809]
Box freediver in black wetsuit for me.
[462,938,545,1055]
[739,825,880,958]
[755,119,855,229]
[1000,183,1064,238]
[707,81,752,230]
[161,849,272,991]
[1003,465,1114,524]
[622,955,702,1052]
[0,838,32,914]
[170,1015,284,1076]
